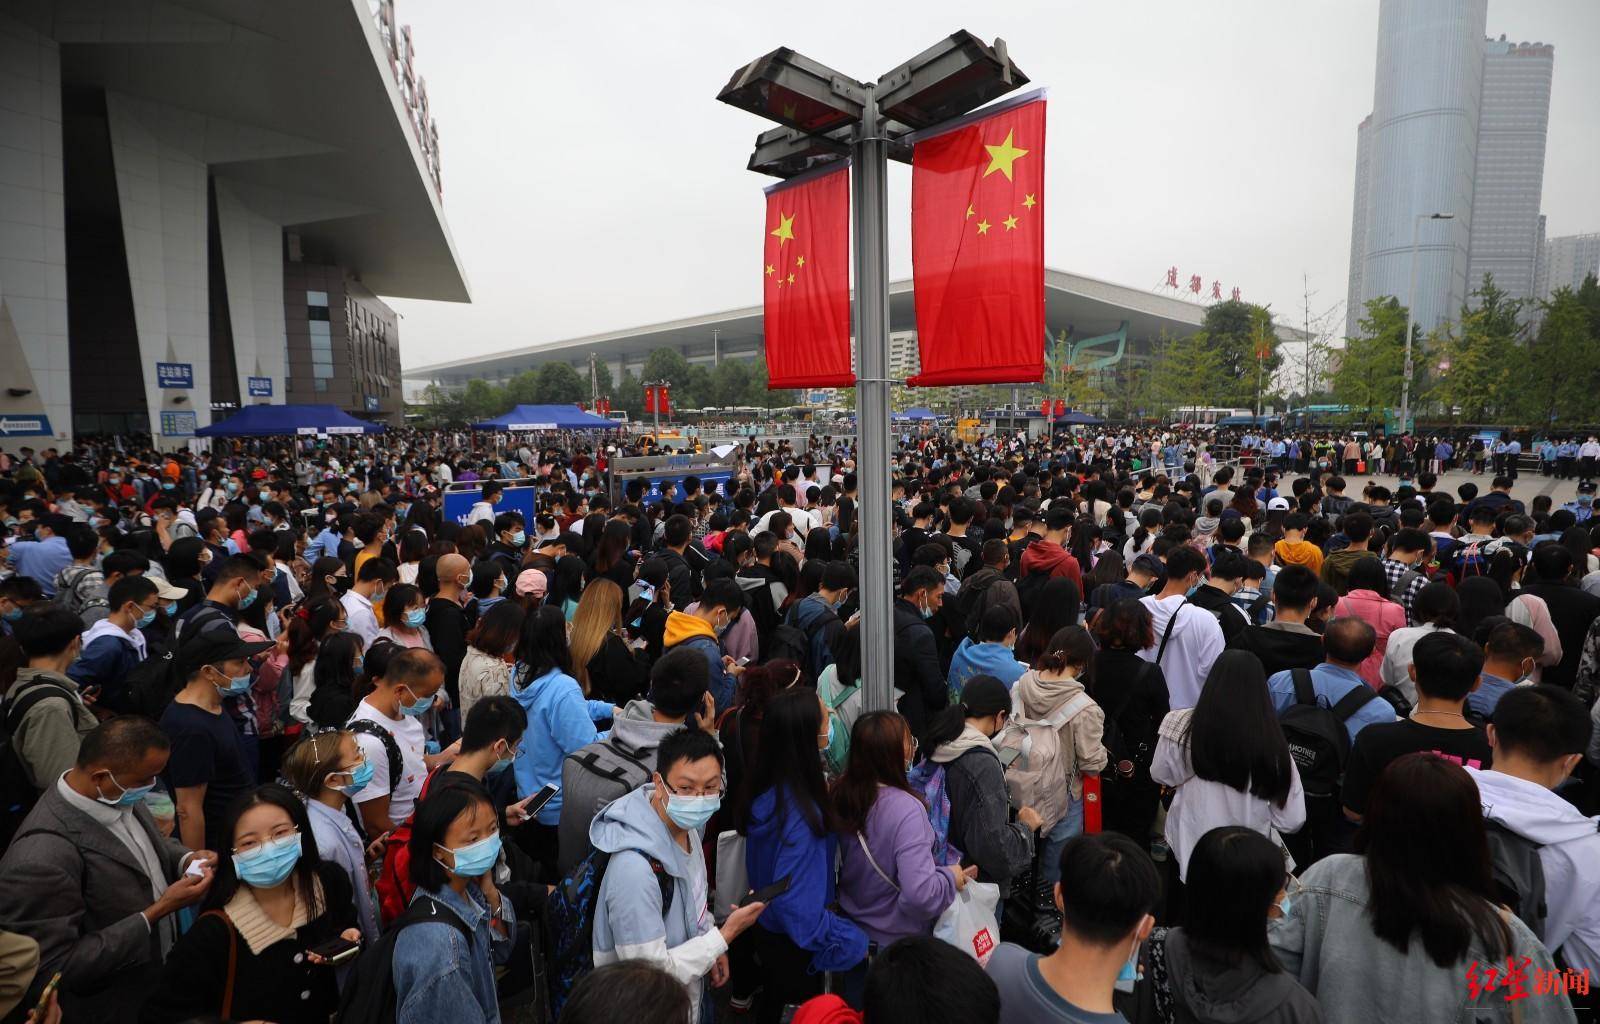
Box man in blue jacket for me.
[784,562,855,679]
[8,514,73,597]
[661,578,745,713]
[947,604,1028,697]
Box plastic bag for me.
[934,881,1001,965]
[712,829,747,924]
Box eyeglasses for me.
[233,824,299,855]
[661,777,724,799]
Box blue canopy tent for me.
[470,404,619,431]
[196,403,384,436]
[1049,409,1104,426]
[893,406,941,422]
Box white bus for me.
[1170,406,1252,429]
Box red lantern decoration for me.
[1040,399,1052,418]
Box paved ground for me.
[1273,468,1580,509]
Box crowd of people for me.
[0,422,1598,1024]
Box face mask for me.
[238,587,258,610]
[404,608,427,628]
[489,748,516,775]
[1276,892,1293,919]
[212,666,252,697]
[95,773,157,808]
[920,601,934,620]
[456,574,471,589]
[109,476,121,485]
[1113,932,1141,993]
[333,576,352,594]
[510,530,526,547]
[1184,582,1201,598]
[435,832,502,878]
[1,606,22,623]
[399,688,435,717]
[820,715,836,750]
[135,608,157,629]
[162,482,176,491]
[333,757,375,796]
[347,482,359,493]
[664,791,722,831]
[225,482,239,495]
[164,600,179,616]
[233,833,303,888]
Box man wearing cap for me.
[8,514,73,598]
[160,631,275,852]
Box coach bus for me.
[1170,406,1252,429]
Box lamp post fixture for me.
[1400,212,1454,436]
[718,33,1028,712]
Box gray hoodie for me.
[590,784,725,1020]
[555,699,687,874]
[1160,927,1323,1024]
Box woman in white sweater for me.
[456,600,525,721]
[1152,651,1305,884]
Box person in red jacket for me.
[1018,505,1082,588]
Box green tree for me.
[503,370,539,407]
[1517,287,1597,426]
[1148,330,1223,419]
[416,383,469,427]
[1331,297,1419,423]
[711,359,753,408]
[616,368,644,419]
[1429,275,1521,423]
[534,362,586,405]
[745,356,796,408]
[460,379,503,420]
[641,349,692,389]
[1194,299,1283,405]
[681,364,714,410]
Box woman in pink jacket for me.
[1333,559,1407,689]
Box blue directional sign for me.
[248,376,273,397]
[157,362,194,388]
[0,414,52,436]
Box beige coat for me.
[1011,669,1108,800]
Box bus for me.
[1170,407,1252,429]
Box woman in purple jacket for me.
[835,711,972,945]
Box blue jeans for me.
[1038,796,1084,884]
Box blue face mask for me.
[399,688,435,717]
[436,832,502,878]
[510,530,526,547]
[95,772,157,808]
[135,608,157,629]
[2,607,22,623]
[165,600,179,617]
[225,481,239,495]
[663,790,722,831]
[1276,892,1293,919]
[334,757,375,796]
[162,482,176,491]
[238,588,258,610]
[404,608,427,629]
[233,834,303,888]
[212,667,252,697]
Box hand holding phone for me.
[508,784,559,826]
[739,875,791,907]
[306,934,360,966]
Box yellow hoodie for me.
[663,610,717,648]
[1274,538,1324,575]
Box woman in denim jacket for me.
[1269,753,1573,1024]
[393,784,517,1024]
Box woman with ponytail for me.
[923,675,1042,899]
[286,596,346,727]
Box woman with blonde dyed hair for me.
[566,577,649,705]
[281,729,381,940]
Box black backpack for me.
[1278,668,1377,798]
[765,622,810,668]
[1,682,81,848]
[125,649,182,719]
[957,570,1003,640]
[547,847,672,1015]
[1015,567,1052,622]
[337,895,471,1024]
[1484,817,1547,941]
[348,719,405,787]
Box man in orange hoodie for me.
[1273,512,1323,575]
[661,577,745,714]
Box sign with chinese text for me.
[156,362,194,389]
[247,377,273,397]
[160,411,197,436]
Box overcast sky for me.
[387,0,1600,368]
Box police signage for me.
[156,362,194,388]
[247,376,273,397]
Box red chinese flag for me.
[658,386,671,418]
[909,96,1045,387]
[643,386,656,415]
[1053,399,1065,417]
[762,163,852,389]
[1040,399,1051,418]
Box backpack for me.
[1278,668,1377,798]
[373,764,448,926]
[957,570,1003,640]
[547,847,673,1015]
[1015,567,1052,622]
[1484,817,1548,940]
[994,691,1096,832]
[1451,536,1491,583]
[1,682,81,848]
[56,564,105,619]
[817,663,862,775]
[125,648,184,719]
[765,622,810,668]
[785,598,839,679]
[1098,663,1155,775]
[555,736,656,876]
[337,895,472,1024]
[348,718,405,792]
[906,760,964,866]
